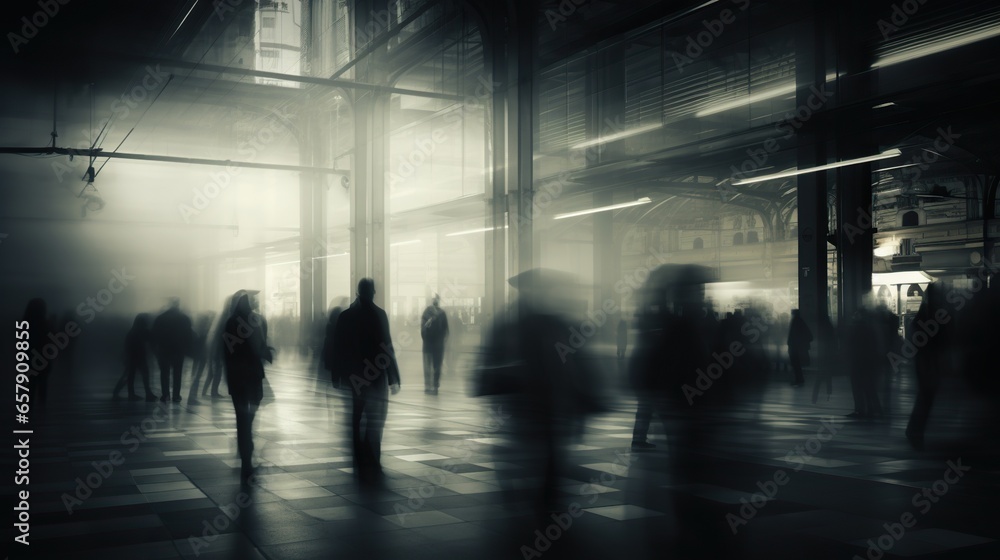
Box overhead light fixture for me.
[446,225,508,237]
[732,149,902,185]
[553,197,652,220]
[873,24,1000,68]
[873,102,896,109]
[571,123,662,150]
[390,239,422,247]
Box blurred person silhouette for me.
[202,295,231,399]
[773,311,790,372]
[445,309,464,378]
[186,312,216,404]
[57,309,78,377]
[223,290,273,482]
[23,298,55,405]
[787,309,812,387]
[328,278,401,487]
[421,293,449,395]
[321,297,350,383]
[152,297,193,403]
[112,313,156,401]
[631,265,740,558]
[846,305,884,418]
[904,283,952,449]
[474,269,605,514]
[616,317,628,360]
[629,305,670,452]
[811,315,837,404]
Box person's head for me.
[358,278,376,303]
[432,294,441,308]
[133,313,151,330]
[231,290,251,316]
[167,297,180,310]
[247,290,261,311]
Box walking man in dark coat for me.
[152,298,192,402]
[787,309,813,387]
[329,278,401,486]
[420,294,448,395]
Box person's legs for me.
[210,359,223,396]
[351,391,368,474]
[632,393,653,446]
[113,364,129,398]
[138,361,155,400]
[790,351,804,385]
[422,350,432,392]
[432,346,444,391]
[171,354,184,401]
[365,380,390,474]
[188,355,205,402]
[231,392,255,476]
[157,354,170,401]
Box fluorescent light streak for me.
[732,149,902,185]
[390,239,422,247]
[696,83,797,117]
[873,102,896,109]
[553,197,652,220]
[877,162,922,173]
[265,252,348,267]
[571,123,662,150]
[445,225,508,237]
[873,24,1000,68]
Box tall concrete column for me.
[794,7,830,335]
[834,1,877,322]
[506,1,536,279]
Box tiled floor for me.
[13,349,1000,559]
